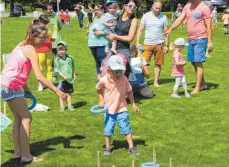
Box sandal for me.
[20,156,43,163]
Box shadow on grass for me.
[188,82,219,90]
[147,78,174,85]
[107,139,147,151]
[2,135,85,167]
[73,101,87,108]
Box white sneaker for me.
[171,93,180,98]
[185,92,191,98]
[38,85,43,92]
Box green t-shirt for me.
[53,55,75,84]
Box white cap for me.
[57,41,67,47]
[108,55,126,71]
[174,38,189,46]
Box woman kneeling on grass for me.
[0,23,67,163]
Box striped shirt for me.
[140,12,168,45]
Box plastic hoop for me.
[24,93,37,111]
[90,104,108,114]
[141,162,160,167]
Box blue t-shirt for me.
[88,15,109,47]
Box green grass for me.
[1,18,229,167]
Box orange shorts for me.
[141,44,164,65]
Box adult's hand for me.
[164,28,172,38]
[207,42,213,53]
[163,46,169,54]
[56,89,67,100]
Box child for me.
[96,55,140,156]
[103,2,118,54]
[222,11,229,34]
[53,41,76,111]
[129,45,153,99]
[171,38,190,98]
[65,9,71,27]
[59,9,66,25]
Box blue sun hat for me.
[105,0,117,6]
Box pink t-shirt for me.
[96,73,132,114]
[1,46,32,90]
[171,50,185,77]
[183,2,211,40]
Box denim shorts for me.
[104,111,132,136]
[187,38,207,63]
[0,85,23,101]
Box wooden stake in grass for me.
[97,151,101,167]
[169,158,173,167]
[132,157,135,167]
[153,148,156,164]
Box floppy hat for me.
[57,41,67,47]
[108,55,126,71]
[174,38,189,46]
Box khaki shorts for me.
[141,44,164,65]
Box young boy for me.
[96,55,141,156]
[53,41,76,112]
[65,9,71,27]
[222,11,229,34]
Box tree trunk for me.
[10,0,14,13]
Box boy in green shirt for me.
[53,41,76,112]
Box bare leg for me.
[125,134,134,149]
[154,64,161,87]
[59,96,65,107]
[105,136,111,149]
[66,93,72,107]
[192,62,204,94]
[192,62,206,88]
[7,97,35,161]
[10,109,22,158]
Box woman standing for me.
[88,4,108,79]
[0,23,66,163]
[107,0,138,77]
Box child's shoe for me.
[60,107,65,112]
[67,106,75,112]
[185,92,190,98]
[37,85,43,92]
[129,147,140,156]
[103,148,111,156]
[171,93,180,98]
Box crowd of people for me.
[1,0,229,164]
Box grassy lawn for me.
[1,17,229,167]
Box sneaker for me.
[128,147,140,156]
[37,85,43,92]
[185,92,190,98]
[67,106,75,112]
[171,93,180,98]
[104,148,111,156]
[200,84,208,91]
[60,107,65,112]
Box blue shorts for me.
[104,111,132,136]
[0,85,23,101]
[187,38,207,63]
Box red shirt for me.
[65,14,70,21]
[59,13,65,21]
[35,38,52,53]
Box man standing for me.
[222,11,229,34]
[43,2,62,55]
[136,0,169,87]
[74,4,85,29]
[165,0,213,94]
[211,6,218,30]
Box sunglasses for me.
[94,9,99,11]
[36,35,48,40]
[125,4,137,10]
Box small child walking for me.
[65,9,71,27]
[96,55,141,156]
[171,38,190,98]
[53,41,76,111]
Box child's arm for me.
[127,91,140,113]
[97,89,105,107]
[54,58,67,80]
[103,22,115,27]
[58,72,67,80]
[141,58,150,79]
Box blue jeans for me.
[89,46,106,75]
[78,16,84,28]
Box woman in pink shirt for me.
[171,38,190,98]
[0,23,66,163]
